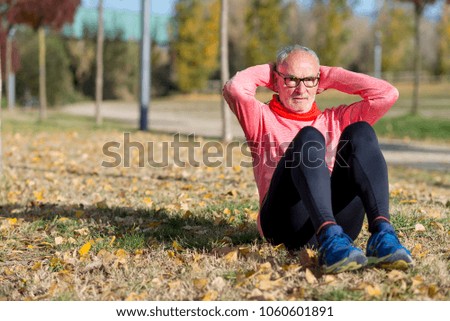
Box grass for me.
[2,109,134,134]
[0,109,449,301]
[373,114,450,141]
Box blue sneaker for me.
[366,222,413,270]
[319,225,367,274]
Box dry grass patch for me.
[0,118,449,301]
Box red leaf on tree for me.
[7,0,80,31]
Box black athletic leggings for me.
[259,121,389,250]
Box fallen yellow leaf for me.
[104,184,113,192]
[387,270,406,281]
[366,284,382,297]
[257,278,284,291]
[282,264,301,272]
[203,193,214,199]
[305,268,318,285]
[125,292,147,301]
[258,262,272,272]
[299,248,317,267]
[224,250,238,262]
[143,197,153,206]
[400,199,417,204]
[201,290,218,301]
[430,221,444,231]
[427,284,439,298]
[172,241,183,251]
[116,249,128,258]
[79,242,92,257]
[415,223,426,232]
[75,227,90,236]
[168,280,182,290]
[109,236,116,246]
[33,191,45,202]
[411,275,424,288]
[54,237,65,246]
[255,273,272,282]
[246,210,258,221]
[411,244,428,258]
[323,275,337,284]
[193,278,209,290]
[238,246,251,256]
[273,243,286,252]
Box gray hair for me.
[276,45,320,66]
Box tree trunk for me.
[6,32,12,110]
[220,0,232,142]
[38,27,47,121]
[139,0,151,131]
[411,3,423,116]
[0,42,3,175]
[95,0,104,125]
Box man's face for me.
[275,51,320,113]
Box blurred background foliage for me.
[0,0,449,106]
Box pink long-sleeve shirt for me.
[223,64,399,236]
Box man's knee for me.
[295,126,325,147]
[290,127,326,168]
[343,121,378,147]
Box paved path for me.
[62,100,450,171]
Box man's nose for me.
[293,81,307,93]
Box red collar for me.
[268,94,321,121]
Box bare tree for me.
[0,40,3,175]
[221,0,232,142]
[399,0,438,115]
[95,0,104,125]
[5,28,15,110]
[7,0,80,121]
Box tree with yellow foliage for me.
[313,0,352,66]
[435,1,450,77]
[398,0,443,114]
[378,5,413,72]
[173,0,220,93]
[245,0,288,66]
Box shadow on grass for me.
[0,202,261,253]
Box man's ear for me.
[272,73,279,92]
[270,63,278,92]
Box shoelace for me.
[375,230,400,247]
[320,232,352,251]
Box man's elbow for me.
[383,86,399,108]
[222,77,239,100]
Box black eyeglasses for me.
[274,69,320,88]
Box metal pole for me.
[220,0,232,142]
[139,0,151,131]
[374,31,382,78]
[95,0,104,125]
[373,0,383,79]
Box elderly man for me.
[223,45,413,273]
